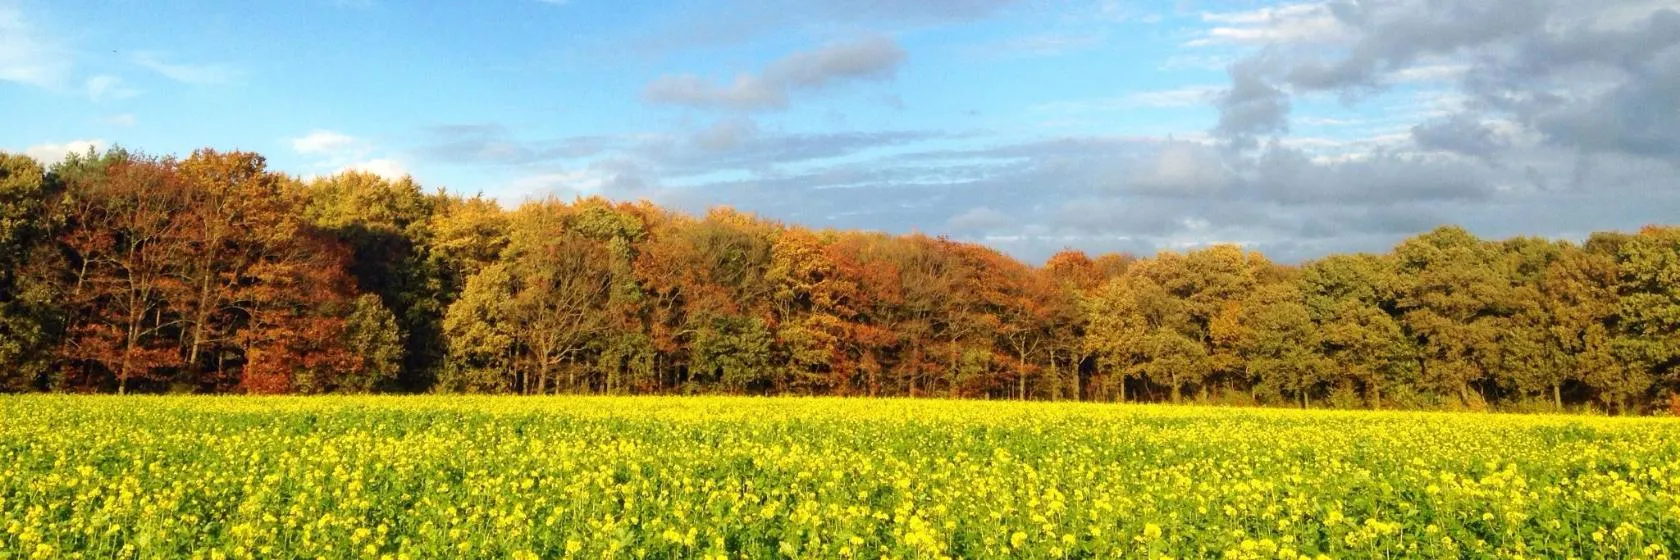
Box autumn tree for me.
[55,151,189,393]
[767,228,848,393]
[1084,271,1206,402]
[1540,240,1628,410]
[169,149,302,387]
[443,200,617,394]
[302,171,442,389]
[16,143,1680,412]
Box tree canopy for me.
[1,147,1677,413]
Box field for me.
[2,397,1678,559]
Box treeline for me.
[1,148,1678,413]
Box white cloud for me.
[0,3,70,88]
[85,75,140,102]
[102,113,137,127]
[509,169,611,200]
[23,139,105,165]
[1123,85,1222,108]
[341,158,408,180]
[1190,3,1352,47]
[292,130,407,180]
[291,130,363,156]
[1034,85,1220,113]
[131,51,240,85]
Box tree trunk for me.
[1018,351,1028,401]
[909,345,920,396]
[948,344,960,399]
[121,310,141,395]
[188,269,214,367]
[118,349,130,396]
[1553,383,1563,410]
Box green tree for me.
[1084,272,1206,402]
[1490,237,1572,409]
[1608,227,1680,412]
[0,153,60,391]
[340,294,405,393]
[1298,254,1416,407]
[440,264,517,393]
[691,314,775,392]
[1233,283,1334,408]
[1392,226,1506,408]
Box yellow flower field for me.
[2,396,1677,559]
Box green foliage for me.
[691,315,774,391]
[341,295,405,393]
[0,153,58,391]
[440,264,517,393]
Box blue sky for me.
[4,0,1679,262]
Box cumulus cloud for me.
[393,0,1680,264]
[644,74,788,111]
[1132,142,1233,196]
[1046,0,1680,261]
[341,158,408,180]
[642,36,906,111]
[292,130,363,156]
[291,130,409,180]
[1215,56,1291,146]
[1410,114,1508,158]
[1198,0,1680,162]
[24,139,105,165]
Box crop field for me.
[2,397,1678,559]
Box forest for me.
[0,148,1677,413]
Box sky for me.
[3,0,1679,263]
